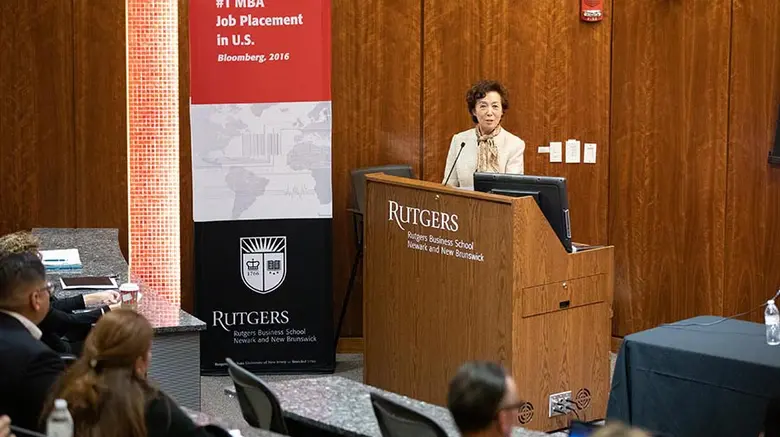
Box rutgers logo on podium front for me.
[240,236,287,294]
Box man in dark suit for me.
[0,251,65,431]
[39,295,112,355]
[0,231,118,355]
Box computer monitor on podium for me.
[474,172,573,253]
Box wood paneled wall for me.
[0,0,127,254]
[423,0,612,246]
[610,0,780,333]
[1,0,778,339]
[609,0,732,335]
[330,0,423,335]
[340,0,779,337]
[723,0,780,320]
[1,1,76,231]
[74,0,128,248]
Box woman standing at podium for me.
[442,80,526,188]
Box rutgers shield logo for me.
[240,236,287,294]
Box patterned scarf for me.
[476,125,502,173]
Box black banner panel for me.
[195,219,334,375]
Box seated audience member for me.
[0,252,66,431]
[0,231,119,355]
[447,361,524,437]
[44,309,217,437]
[593,424,650,437]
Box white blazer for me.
[442,128,526,188]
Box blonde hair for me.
[0,231,39,257]
[592,424,651,437]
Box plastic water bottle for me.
[46,399,73,437]
[765,300,780,346]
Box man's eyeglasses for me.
[496,400,532,424]
[37,282,54,295]
[497,400,527,412]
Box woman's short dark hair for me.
[447,361,508,433]
[466,80,510,124]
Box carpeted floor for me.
[200,353,617,435]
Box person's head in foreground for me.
[44,309,154,436]
[0,415,10,437]
[592,423,651,437]
[447,361,523,437]
[0,251,51,326]
[0,231,40,258]
[0,230,118,311]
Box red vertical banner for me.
[190,0,331,105]
[189,0,334,375]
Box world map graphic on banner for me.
[191,101,332,221]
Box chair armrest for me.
[347,208,363,216]
[60,354,78,368]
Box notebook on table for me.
[59,276,118,290]
[40,249,82,269]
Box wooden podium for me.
[362,174,614,432]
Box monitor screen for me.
[473,172,572,253]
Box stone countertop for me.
[227,376,566,437]
[33,228,206,334]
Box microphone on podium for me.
[443,142,466,186]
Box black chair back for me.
[350,165,414,215]
[226,358,289,433]
[370,392,448,437]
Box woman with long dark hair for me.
[43,309,215,437]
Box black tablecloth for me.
[607,316,780,437]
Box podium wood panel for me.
[363,174,613,432]
[514,276,611,430]
[364,178,515,403]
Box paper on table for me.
[40,249,82,269]
[565,139,581,163]
[584,142,597,163]
[549,142,563,163]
